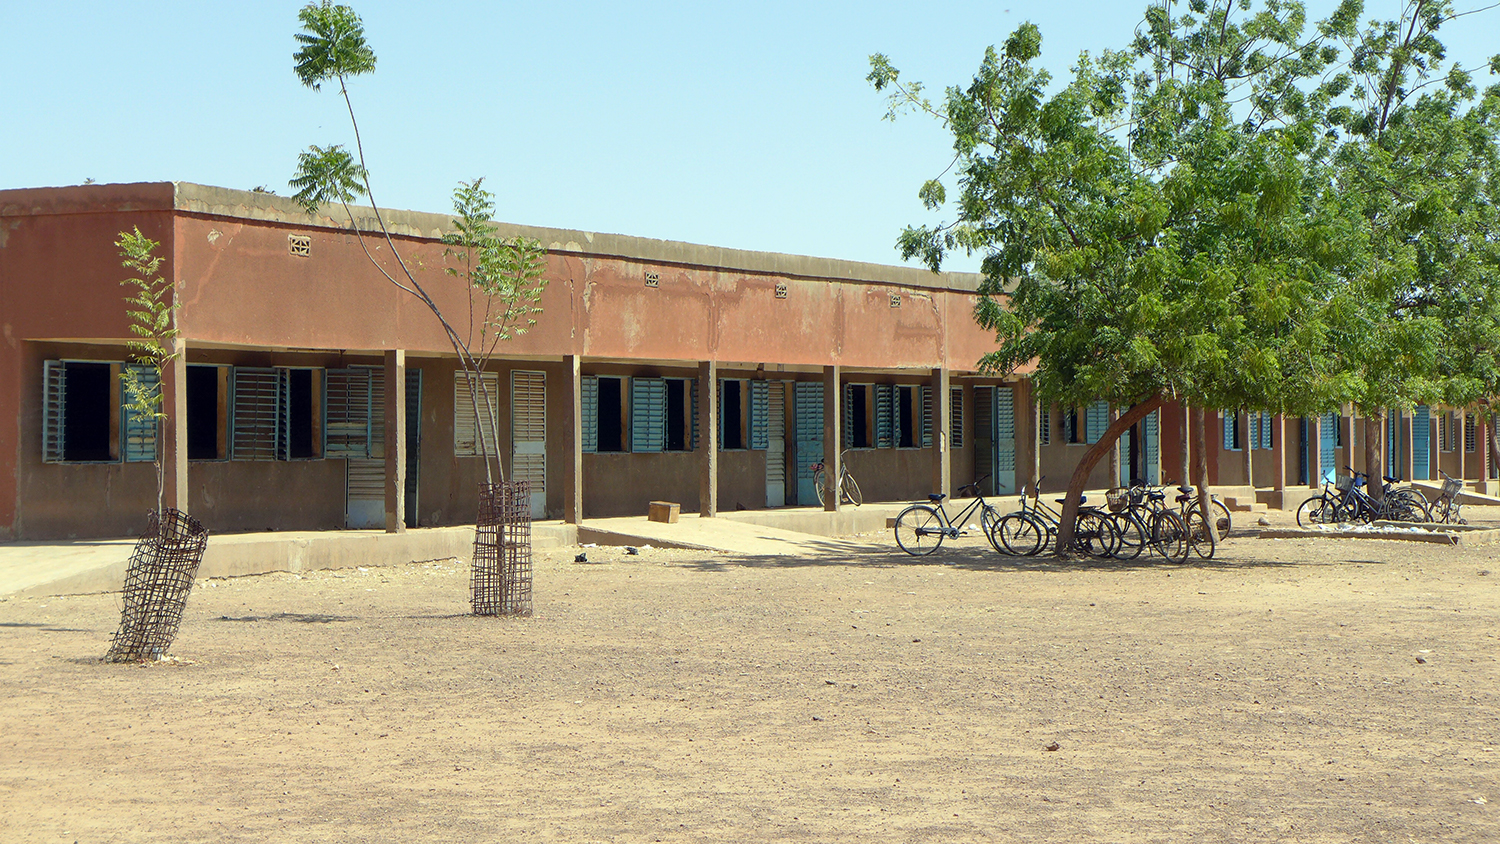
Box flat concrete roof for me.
[0,182,985,293]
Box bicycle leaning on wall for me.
[810,449,862,507]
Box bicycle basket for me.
[1105,488,1129,513]
[1441,476,1464,500]
[1334,474,1355,493]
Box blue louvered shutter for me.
[874,384,894,448]
[795,381,824,504]
[1086,401,1108,444]
[842,384,854,448]
[121,364,159,463]
[749,380,769,450]
[42,360,67,463]
[275,368,293,461]
[1413,406,1431,479]
[1144,409,1160,484]
[1320,412,1337,482]
[1248,413,1260,452]
[920,386,933,448]
[1223,412,1236,451]
[631,377,666,453]
[232,367,280,461]
[581,375,599,453]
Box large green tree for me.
[1318,0,1500,497]
[870,0,1358,553]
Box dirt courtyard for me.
[1,524,1497,843]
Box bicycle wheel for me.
[1150,510,1188,561]
[1296,495,1338,528]
[813,468,828,507]
[995,512,1045,556]
[1186,508,1216,560]
[1110,511,1146,561]
[1211,498,1233,536]
[893,505,945,556]
[980,505,1003,553]
[1386,489,1430,522]
[841,472,862,507]
[1072,509,1119,559]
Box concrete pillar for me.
[564,355,583,524]
[1271,413,1285,491]
[931,367,950,498]
[383,350,406,533]
[1179,404,1191,487]
[822,365,840,512]
[699,360,718,516]
[1240,411,1253,489]
[1479,414,1491,494]
[1401,412,1414,481]
[160,338,189,513]
[1429,412,1440,481]
[1108,406,1121,488]
[1032,392,1043,493]
[1307,414,1321,489]
[1341,408,1355,480]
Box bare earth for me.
[1,512,1497,843]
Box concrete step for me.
[1221,497,1269,513]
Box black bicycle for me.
[892,475,1004,556]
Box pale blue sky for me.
[3,1,1495,274]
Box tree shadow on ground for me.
[671,536,1329,574]
[0,621,92,633]
[216,612,355,624]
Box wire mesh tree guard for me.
[105,508,209,662]
[471,481,533,617]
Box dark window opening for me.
[1230,415,1243,451]
[1065,408,1080,444]
[723,381,744,449]
[187,366,220,460]
[666,379,687,451]
[63,363,113,462]
[898,387,916,448]
[598,377,624,452]
[288,369,315,459]
[850,385,869,448]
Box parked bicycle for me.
[892,474,1002,556]
[1432,471,1467,525]
[993,482,1119,559]
[811,450,861,507]
[1105,484,1189,562]
[1296,467,1428,526]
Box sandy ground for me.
[1,512,1497,843]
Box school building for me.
[1,183,1491,541]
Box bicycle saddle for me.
[1177,485,1194,494]
[1055,496,1086,505]
[1147,491,1165,501]
[1383,475,1398,484]
[929,493,946,503]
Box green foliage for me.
[289,144,368,215]
[117,227,179,425]
[293,1,377,90]
[872,0,1500,431]
[442,178,549,354]
[117,228,180,511]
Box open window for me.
[186,364,230,461]
[41,360,120,463]
[581,375,627,453]
[720,379,746,450]
[230,366,324,461]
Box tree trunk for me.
[1364,408,1385,501]
[1191,406,1218,550]
[1054,394,1166,556]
